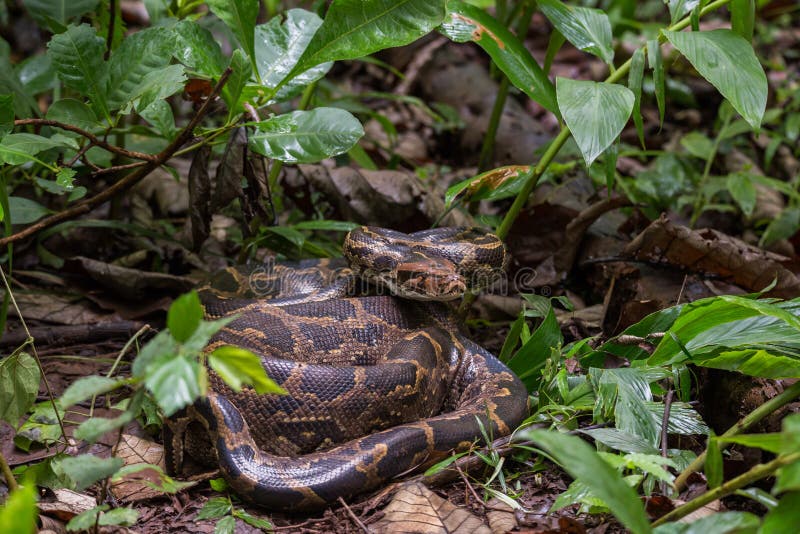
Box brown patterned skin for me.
[164,227,529,510]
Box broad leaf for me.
[22,0,100,28]
[0,133,67,165]
[209,346,286,394]
[144,354,204,416]
[0,93,12,137]
[54,454,123,491]
[556,78,634,166]
[663,29,767,129]
[128,64,187,114]
[647,39,665,127]
[47,24,110,121]
[0,352,40,428]
[106,27,176,112]
[249,107,364,164]
[653,511,760,534]
[440,1,557,114]
[289,0,446,81]
[255,9,330,101]
[730,0,755,41]
[445,165,531,208]
[60,376,122,409]
[508,306,562,389]
[8,196,50,224]
[665,0,700,25]
[173,20,226,77]
[0,482,37,534]
[167,291,204,343]
[516,429,652,534]
[538,0,614,64]
[206,0,259,80]
[66,506,138,530]
[46,99,100,132]
[222,49,251,118]
[628,47,645,148]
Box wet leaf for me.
[538,0,614,64]
[0,352,40,428]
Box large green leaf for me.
[22,0,100,28]
[0,482,37,534]
[665,0,700,25]
[106,27,176,112]
[556,77,634,166]
[439,1,557,114]
[143,354,203,417]
[8,197,50,224]
[288,0,446,81]
[537,0,614,65]
[508,306,562,389]
[60,376,123,409]
[167,291,204,343]
[0,352,40,428]
[208,346,286,394]
[47,24,110,121]
[173,20,226,77]
[0,133,67,165]
[648,297,800,378]
[249,107,364,164]
[653,511,760,534]
[515,429,652,534]
[127,64,187,114]
[254,9,331,103]
[662,29,767,129]
[0,55,38,117]
[46,99,100,132]
[53,454,123,491]
[206,0,259,80]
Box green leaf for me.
[183,316,236,353]
[8,197,50,224]
[0,93,13,136]
[128,64,187,115]
[444,165,531,208]
[662,29,767,129]
[46,99,100,132]
[54,455,123,491]
[106,27,176,112]
[66,505,138,531]
[167,290,204,343]
[777,414,800,493]
[761,492,800,534]
[144,354,203,417]
[726,172,756,217]
[652,511,760,534]
[628,47,645,148]
[665,0,700,25]
[705,436,723,488]
[173,20,226,77]
[440,1,557,114]
[197,497,231,520]
[730,0,755,41]
[17,54,57,95]
[716,433,783,453]
[206,0,259,81]
[47,24,110,121]
[74,412,134,443]
[222,49,251,118]
[60,376,122,409]
[537,0,613,64]
[0,53,38,117]
[209,346,287,394]
[234,509,273,530]
[0,481,38,534]
[0,133,66,165]
[0,352,40,428]
[680,131,714,160]
[508,306,563,389]
[130,330,179,378]
[291,220,360,231]
[215,515,236,534]
[111,463,193,494]
[647,39,664,127]
[22,0,100,28]
[289,0,447,81]
[254,9,329,101]
[580,428,660,455]
[556,78,634,166]
[516,429,652,534]
[14,402,64,451]
[249,108,364,164]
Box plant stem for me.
[674,379,800,491]
[493,0,733,242]
[477,2,535,174]
[654,451,800,526]
[0,449,17,491]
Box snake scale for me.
[164,227,529,510]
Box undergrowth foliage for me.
[0,1,797,533]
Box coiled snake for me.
[164,227,529,510]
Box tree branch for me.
[0,68,233,248]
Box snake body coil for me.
[165,227,529,510]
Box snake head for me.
[394,256,467,301]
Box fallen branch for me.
[0,68,232,248]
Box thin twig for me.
[14,119,158,162]
[0,68,232,248]
[338,496,369,533]
[105,0,117,60]
[90,161,148,176]
[0,265,68,448]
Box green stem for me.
[477,2,535,174]
[493,0,733,241]
[690,111,732,227]
[0,449,17,491]
[654,451,800,526]
[674,380,800,491]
